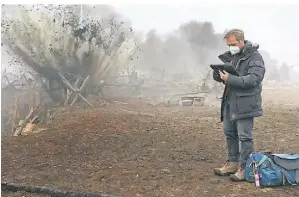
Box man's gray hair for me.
[224,29,244,41]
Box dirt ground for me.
[1,191,50,197]
[2,86,299,197]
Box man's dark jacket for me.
[214,40,266,122]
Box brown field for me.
[2,86,299,197]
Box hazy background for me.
[2,3,299,81]
[114,4,299,71]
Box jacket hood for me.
[242,40,259,56]
[218,40,259,63]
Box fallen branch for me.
[13,107,37,136]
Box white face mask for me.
[229,46,240,55]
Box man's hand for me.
[219,70,229,82]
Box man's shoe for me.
[230,166,245,181]
[214,161,238,176]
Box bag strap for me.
[256,155,268,167]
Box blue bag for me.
[272,154,299,184]
[245,152,299,186]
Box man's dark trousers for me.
[223,101,254,167]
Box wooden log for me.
[58,73,93,107]
[70,75,90,106]
[13,107,36,136]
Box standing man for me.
[213,29,265,181]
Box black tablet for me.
[210,64,239,76]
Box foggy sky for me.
[2,4,299,73]
[114,4,299,71]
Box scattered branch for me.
[13,106,37,136]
